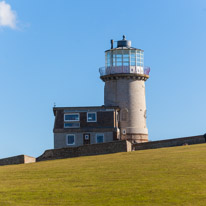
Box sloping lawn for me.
[1,143,206,205]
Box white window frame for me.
[96,133,104,143]
[64,122,80,128]
[64,113,79,122]
[87,112,97,122]
[66,134,75,145]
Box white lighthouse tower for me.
[99,36,150,143]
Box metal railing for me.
[99,66,150,76]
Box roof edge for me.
[53,105,120,115]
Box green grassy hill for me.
[1,144,206,206]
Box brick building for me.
[53,106,120,149]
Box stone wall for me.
[0,155,36,166]
[1,135,205,165]
[133,135,206,151]
[37,140,132,162]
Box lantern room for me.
[99,35,150,76]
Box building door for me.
[83,133,90,145]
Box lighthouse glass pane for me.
[123,52,129,59]
[117,62,122,66]
[131,61,136,66]
[116,50,122,55]
[140,53,144,62]
[131,54,135,58]
[116,56,122,60]
[113,57,115,66]
[123,50,129,54]
[123,50,129,66]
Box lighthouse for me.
[99,36,150,143]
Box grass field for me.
[1,144,206,206]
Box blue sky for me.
[0,0,206,158]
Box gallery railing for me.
[99,66,150,76]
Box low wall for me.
[1,135,205,165]
[37,140,132,162]
[133,135,206,151]
[0,155,36,166]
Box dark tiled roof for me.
[53,105,120,116]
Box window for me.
[117,61,122,66]
[121,108,128,122]
[64,113,79,121]
[96,134,104,143]
[87,112,97,122]
[64,113,80,128]
[106,52,111,67]
[64,122,80,128]
[131,61,136,66]
[67,134,75,145]
[123,62,129,66]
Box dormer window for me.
[87,112,97,122]
[64,113,79,121]
[64,113,80,128]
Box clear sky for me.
[0,0,206,158]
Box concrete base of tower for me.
[121,134,148,143]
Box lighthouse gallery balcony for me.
[99,65,150,77]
